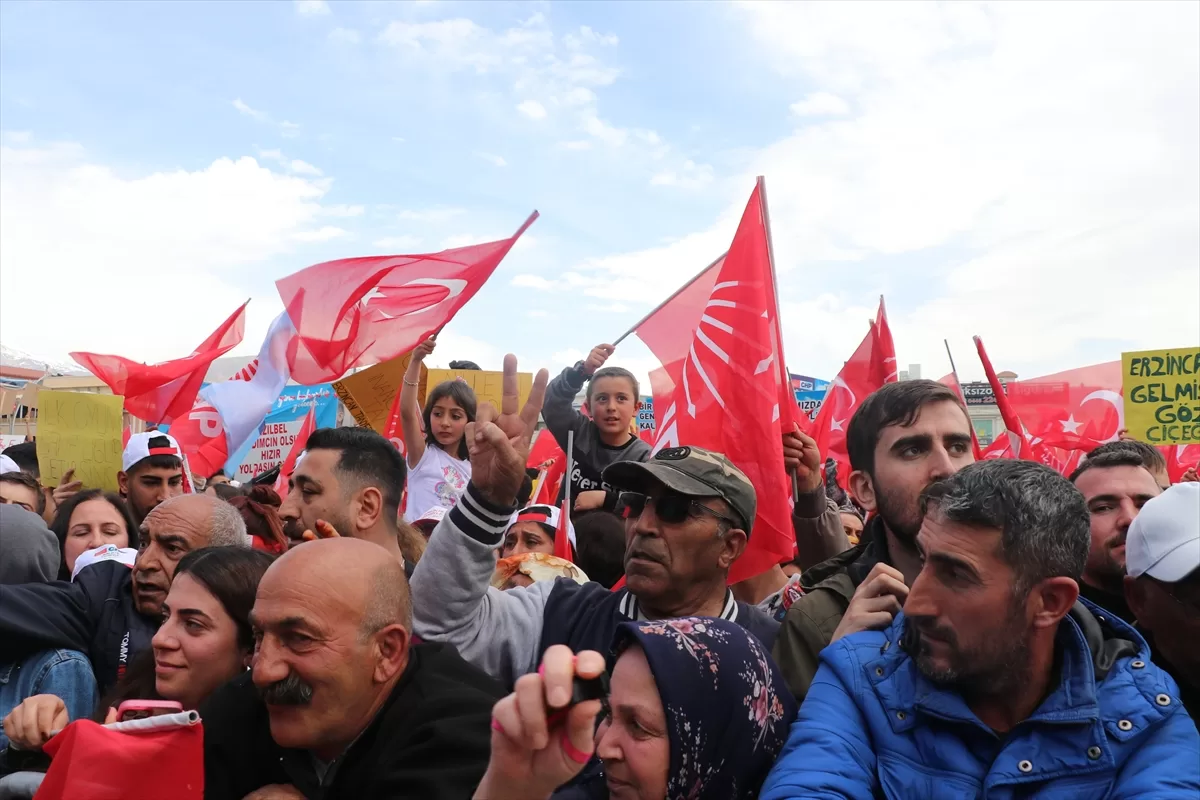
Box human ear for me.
[373,624,411,683]
[356,486,384,531]
[1030,576,1079,629]
[717,529,748,569]
[849,470,877,512]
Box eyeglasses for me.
[616,491,738,528]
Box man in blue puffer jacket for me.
[762,459,1199,799]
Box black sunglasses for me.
[616,491,738,528]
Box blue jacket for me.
[761,600,1200,799]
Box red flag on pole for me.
[1005,361,1124,452]
[278,213,538,384]
[72,301,248,426]
[629,179,794,583]
[809,298,898,488]
[555,431,576,562]
[973,335,1040,461]
[274,406,317,500]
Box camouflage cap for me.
[603,446,757,535]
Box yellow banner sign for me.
[332,355,427,435]
[425,369,534,412]
[1121,346,1200,444]
[35,390,124,491]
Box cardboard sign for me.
[333,355,426,434]
[1122,347,1200,444]
[425,369,534,413]
[35,390,124,491]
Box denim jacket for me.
[0,649,97,752]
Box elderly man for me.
[410,356,778,688]
[200,538,501,800]
[0,493,248,694]
[761,460,1199,798]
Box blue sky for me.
[2,0,1197,388]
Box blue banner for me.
[224,384,338,481]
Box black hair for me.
[572,510,627,589]
[0,471,44,516]
[586,367,639,404]
[1069,448,1154,484]
[304,427,408,523]
[516,473,534,508]
[846,380,967,476]
[49,489,139,581]
[921,459,1089,595]
[449,360,482,371]
[96,546,274,717]
[126,436,183,476]
[2,441,39,477]
[422,380,477,460]
[1083,440,1167,475]
[208,469,227,481]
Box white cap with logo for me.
[122,431,183,473]
[1126,482,1200,582]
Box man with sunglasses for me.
[411,357,780,688]
[1124,482,1200,720]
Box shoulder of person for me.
[403,641,505,702]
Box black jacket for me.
[201,642,503,800]
[0,561,157,696]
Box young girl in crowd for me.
[401,335,476,522]
[2,547,273,751]
[474,617,796,800]
[543,343,650,511]
[48,490,139,581]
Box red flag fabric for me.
[527,428,563,470]
[554,496,574,562]
[38,718,203,799]
[72,302,248,426]
[273,406,317,500]
[1006,361,1124,452]
[938,371,984,460]
[635,181,793,583]
[1165,444,1200,483]
[278,213,537,384]
[810,298,898,488]
[974,335,1039,461]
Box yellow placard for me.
[35,390,124,491]
[332,355,427,434]
[426,369,533,412]
[1121,346,1200,445]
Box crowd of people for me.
[0,344,1197,799]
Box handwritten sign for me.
[35,390,124,491]
[224,385,339,480]
[1122,347,1200,444]
[425,369,533,412]
[333,355,426,434]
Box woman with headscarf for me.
[473,616,796,800]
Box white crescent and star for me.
[1079,389,1124,442]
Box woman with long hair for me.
[47,489,139,581]
[400,335,476,522]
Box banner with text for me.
[224,384,338,481]
[35,390,124,491]
[637,396,655,431]
[1121,347,1200,445]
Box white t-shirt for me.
[403,444,472,522]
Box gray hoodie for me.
[0,504,59,585]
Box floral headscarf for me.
[611,617,796,800]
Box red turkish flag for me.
[554,496,574,563]
[72,302,248,426]
[1165,444,1200,483]
[634,180,794,582]
[1006,361,1124,452]
[273,406,317,500]
[810,298,898,489]
[278,213,537,384]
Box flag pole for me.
[612,252,728,347]
[757,175,802,497]
[945,339,983,458]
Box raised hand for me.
[300,519,340,542]
[831,563,909,643]
[412,336,437,363]
[467,354,549,508]
[53,467,83,506]
[783,424,823,494]
[2,694,69,751]
[581,344,614,377]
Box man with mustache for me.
[761,460,1199,798]
[200,537,502,800]
[0,493,248,694]
[410,355,777,689]
[1069,444,1164,624]
[773,380,975,700]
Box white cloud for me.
[581,112,627,146]
[442,232,536,251]
[397,206,464,223]
[517,99,547,120]
[322,204,364,218]
[2,131,32,144]
[552,348,586,365]
[232,98,269,123]
[294,0,330,16]
[650,160,714,190]
[293,225,346,242]
[372,235,423,250]
[512,274,555,290]
[0,142,338,362]
[473,151,507,167]
[790,91,850,117]
[279,121,301,138]
[289,159,323,176]
[257,148,285,163]
[329,27,361,45]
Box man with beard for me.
[0,494,248,694]
[761,460,1199,798]
[1069,446,1163,623]
[276,427,408,564]
[200,537,502,800]
[773,380,975,700]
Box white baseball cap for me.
[0,453,19,475]
[1126,482,1200,582]
[413,505,448,530]
[508,504,576,549]
[122,431,183,473]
